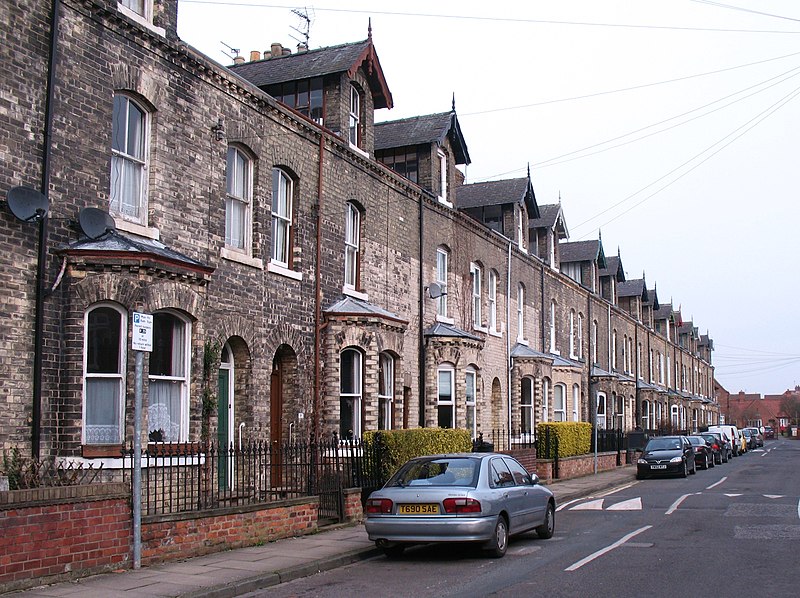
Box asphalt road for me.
[245,439,800,598]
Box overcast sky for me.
[177,1,800,395]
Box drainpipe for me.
[313,133,324,440]
[418,193,426,428]
[506,240,512,436]
[31,0,61,459]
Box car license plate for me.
[398,503,438,515]
[651,464,667,469]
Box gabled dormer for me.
[670,307,684,341]
[698,334,714,363]
[617,276,648,321]
[374,105,470,204]
[229,31,393,156]
[599,250,625,305]
[456,175,538,251]
[558,239,606,293]
[529,203,568,267]
[642,286,659,329]
[678,321,697,352]
[653,302,674,340]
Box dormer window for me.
[349,84,361,147]
[438,149,450,205]
[274,78,324,124]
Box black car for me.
[700,431,728,464]
[637,436,696,479]
[687,435,714,469]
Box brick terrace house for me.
[1,0,719,472]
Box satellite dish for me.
[6,186,48,222]
[78,207,116,239]
[427,282,444,299]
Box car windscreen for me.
[687,436,704,445]
[387,457,479,488]
[645,438,682,451]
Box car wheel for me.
[536,502,555,539]
[710,455,715,467]
[681,460,688,478]
[703,455,709,470]
[690,459,697,475]
[485,516,509,558]
[382,544,405,559]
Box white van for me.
[708,425,740,457]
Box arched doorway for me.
[217,342,234,489]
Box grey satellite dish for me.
[427,282,445,299]
[78,207,116,239]
[6,186,48,222]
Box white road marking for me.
[556,498,583,512]
[666,493,700,515]
[596,482,637,497]
[706,477,727,490]
[606,497,642,511]
[764,495,784,499]
[797,498,800,521]
[724,493,743,497]
[565,526,652,571]
[571,499,604,510]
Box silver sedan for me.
[364,452,555,558]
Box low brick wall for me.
[0,483,131,593]
[535,451,619,483]
[141,496,319,566]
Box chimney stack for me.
[270,42,283,58]
[232,54,245,65]
[249,50,260,62]
[297,42,308,53]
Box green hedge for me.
[535,422,592,459]
[364,428,473,481]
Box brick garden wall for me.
[535,452,619,484]
[0,484,131,593]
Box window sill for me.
[268,261,303,281]
[516,337,529,346]
[437,197,453,208]
[436,315,455,325]
[488,329,503,338]
[349,143,369,159]
[473,325,488,334]
[82,444,123,458]
[221,247,263,269]
[117,3,166,37]
[343,286,368,301]
[114,217,160,240]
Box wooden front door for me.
[270,368,283,487]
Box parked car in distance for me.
[365,453,555,558]
[763,426,775,440]
[744,427,764,447]
[708,425,741,457]
[687,435,714,469]
[742,428,757,450]
[637,436,696,479]
[700,431,729,464]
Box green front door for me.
[217,369,230,490]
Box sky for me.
[176,1,800,395]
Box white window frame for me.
[576,313,583,359]
[553,384,566,422]
[569,310,576,358]
[436,247,449,319]
[465,368,477,438]
[348,84,361,147]
[641,400,651,429]
[517,283,526,343]
[521,377,534,436]
[110,94,148,225]
[658,352,665,385]
[549,300,558,354]
[378,352,393,431]
[344,202,360,289]
[437,149,450,205]
[611,330,617,370]
[271,168,293,268]
[83,303,127,445]
[488,270,498,333]
[225,146,252,252]
[596,391,607,429]
[471,263,483,330]
[340,348,363,439]
[437,365,455,429]
[148,311,191,443]
[572,384,580,422]
[542,378,550,423]
[592,320,598,364]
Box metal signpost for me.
[131,312,153,570]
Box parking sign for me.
[132,312,153,352]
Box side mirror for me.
[530,473,540,485]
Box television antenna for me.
[220,40,240,61]
[289,7,313,47]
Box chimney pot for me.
[282,47,292,56]
[249,50,260,62]
[297,42,308,53]
[233,55,245,65]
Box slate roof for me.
[617,278,648,300]
[559,240,606,268]
[599,255,625,281]
[529,203,568,236]
[456,177,539,218]
[653,302,674,320]
[61,230,212,273]
[424,322,482,341]
[511,344,554,360]
[699,334,714,350]
[645,287,659,310]
[324,296,405,323]
[229,39,393,109]
[374,111,470,165]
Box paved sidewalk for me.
[8,466,636,598]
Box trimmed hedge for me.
[364,428,472,481]
[536,422,592,459]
